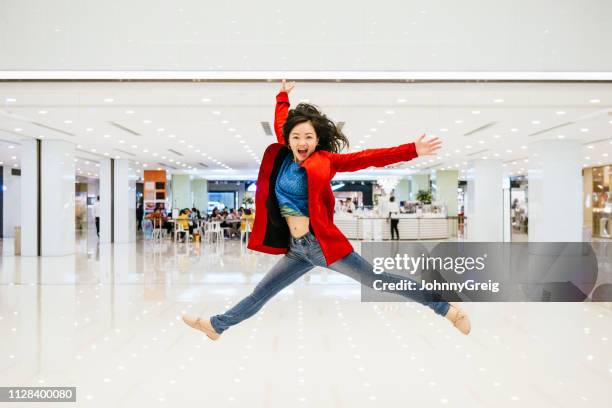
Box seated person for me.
[176,209,193,242]
[240,208,255,240]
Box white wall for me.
[1,0,611,72]
[2,166,21,238]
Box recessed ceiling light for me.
[228,128,236,132]
[143,149,149,153]
[234,134,242,138]
[511,128,518,132]
[14,128,22,132]
[471,110,480,115]
[104,98,114,103]
[179,140,185,144]
[212,110,221,115]
[478,140,485,144]
[90,149,96,153]
[493,98,504,103]
[104,134,111,138]
[581,128,589,132]
[5,97,16,103]
[455,120,463,124]
[143,120,151,124]
[239,140,245,144]
[370,128,377,132]
[506,150,512,153]
[156,128,165,132]
[64,120,73,124]
[131,144,138,149]
[221,120,229,124]
[38,110,47,114]
[439,128,448,132]
[557,134,565,139]
[396,98,407,103]
[493,134,501,138]
[118,140,125,144]
[168,134,176,138]
[589,99,600,104]
[556,111,566,115]
[385,110,395,115]
[587,145,594,149]
[125,110,134,114]
[201,98,212,103]
[584,156,590,160]
[521,145,527,149]
[531,120,540,125]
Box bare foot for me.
[444,303,471,335]
[182,314,221,340]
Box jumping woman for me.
[183,80,471,339]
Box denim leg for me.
[328,251,450,316]
[210,251,314,334]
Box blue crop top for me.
[275,154,309,217]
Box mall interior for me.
[1,1,612,407]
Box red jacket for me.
[247,91,420,265]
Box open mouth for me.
[297,148,309,156]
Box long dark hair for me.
[282,103,349,153]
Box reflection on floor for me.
[1,237,612,407]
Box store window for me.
[591,166,612,237]
[208,191,236,214]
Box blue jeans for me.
[210,232,449,334]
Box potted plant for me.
[416,189,433,204]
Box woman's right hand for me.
[280,79,295,93]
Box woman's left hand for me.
[414,134,442,157]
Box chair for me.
[151,218,165,241]
[204,221,224,243]
[174,222,191,243]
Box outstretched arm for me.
[273,79,295,144]
[330,134,441,173]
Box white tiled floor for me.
[1,236,612,407]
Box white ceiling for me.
[1,0,612,72]
[0,81,611,181]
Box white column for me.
[466,159,503,242]
[20,140,38,256]
[192,178,208,212]
[41,140,75,256]
[433,170,459,216]
[3,166,21,238]
[394,178,410,203]
[113,160,135,244]
[99,159,112,243]
[172,174,191,209]
[410,174,430,200]
[528,139,582,242]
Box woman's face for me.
[288,121,318,163]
